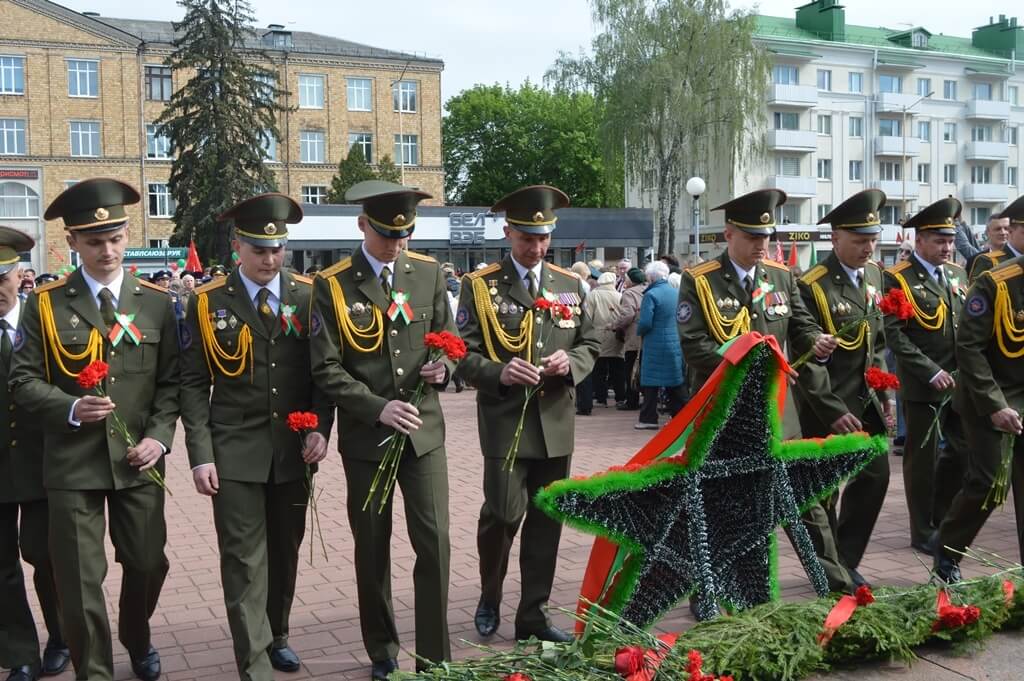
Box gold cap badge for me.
[533,211,545,223]
[867,213,875,222]
[394,214,406,226]
[760,212,771,224]
[264,222,277,235]
[945,217,953,225]
[94,207,109,221]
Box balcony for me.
[875,92,926,113]
[766,84,817,108]
[965,99,1011,120]
[962,183,1008,202]
[964,140,1009,161]
[767,129,818,152]
[873,136,921,157]
[767,175,817,198]
[871,179,919,199]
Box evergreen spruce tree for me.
[326,144,377,203]
[157,0,288,264]
[375,154,402,184]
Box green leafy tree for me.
[548,0,770,255]
[443,82,621,207]
[375,154,402,184]
[157,0,289,264]
[326,145,378,203]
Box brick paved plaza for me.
[17,390,1019,680]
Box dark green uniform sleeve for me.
[956,276,1006,416]
[454,274,507,397]
[882,270,942,384]
[8,292,78,427]
[179,293,214,468]
[677,270,726,381]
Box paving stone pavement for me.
[16,390,1019,680]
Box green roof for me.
[755,15,1010,63]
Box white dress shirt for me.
[838,262,864,289]
[237,268,281,316]
[79,266,125,310]
[510,257,543,295]
[361,243,395,289]
[2,298,19,344]
[729,259,757,289]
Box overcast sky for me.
[63,0,1019,106]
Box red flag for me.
[185,240,202,273]
[787,242,798,267]
[575,240,586,255]
[774,241,784,262]
[896,232,903,243]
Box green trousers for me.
[937,416,1024,563]
[477,455,571,634]
[212,477,307,681]
[342,446,450,668]
[0,499,62,670]
[47,486,168,681]
[902,400,967,546]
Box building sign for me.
[0,169,39,180]
[124,248,187,260]
[448,211,496,245]
[690,228,833,244]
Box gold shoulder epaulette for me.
[468,263,501,279]
[688,260,721,277]
[886,260,912,275]
[546,263,574,278]
[136,278,166,293]
[762,259,789,271]
[946,261,967,275]
[195,278,227,295]
[34,278,66,294]
[800,264,828,285]
[291,274,313,285]
[319,257,352,279]
[987,263,1023,283]
[985,250,1006,262]
[406,251,436,263]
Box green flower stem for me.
[95,385,171,495]
[790,310,881,371]
[983,432,1016,510]
[303,439,328,564]
[503,314,558,472]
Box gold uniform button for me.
[538,390,545,397]
[271,388,278,395]
[751,313,759,320]
[110,377,116,383]
[396,368,405,376]
[9,440,15,447]
[272,411,279,418]
[110,350,116,357]
[270,340,277,346]
[9,421,14,428]
[393,349,401,357]
[270,362,277,369]
[399,388,407,395]
[390,329,399,337]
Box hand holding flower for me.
[301,431,328,464]
[419,359,447,384]
[540,349,571,376]
[127,437,164,471]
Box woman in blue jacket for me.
[636,260,686,429]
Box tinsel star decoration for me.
[536,334,888,628]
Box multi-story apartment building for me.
[630,0,1024,265]
[0,0,443,271]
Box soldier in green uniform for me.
[309,181,456,680]
[0,227,70,681]
[9,179,180,681]
[179,195,334,680]
[883,197,969,555]
[793,190,893,593]
[456,185,600,643]
[677,189,837,398]
[968,199,1024,282]
[934,203,1024,582]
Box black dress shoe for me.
[6,665,39,681]
[934,556,962,584]
[474,600,500,637]
[911,533,936,556]
[41,639,70,676]
[616,403,640,411]
[269,645,301,672]
[514,625,573,643]
[370,658,398,680]
[129,646,160,681]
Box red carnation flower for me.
[855,584,875,606]
[533,297,552,311]
[555,303,573,321]
[287,411,319,433]
[76,360,109,389]
[503,674,532,681]
[865,367,900,391]
[879,288,914,320]
[614,645,646,677]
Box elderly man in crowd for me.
[583,271,625,409]
[611,267,646,411]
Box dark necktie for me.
[380,265,392,299]
[743,274,754,298]
[256,288,276,335]
[855,271,864,289]
[98,288,116,330]
[0,320,12,366]
[527,270,538,299]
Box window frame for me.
[147,182,176,218]
[346,77,372,112]
[0,182,39,218]
[0,118,26,155]
[348,132,373,163]
[69,120,101,157]
[144,65,172,102]
[943,164,957,184]
[299,130,325,163]
[878,118,901,137]
[943,123,957,143]
[918,120,931,141]
[66,59,99,98]
[879,161,902,181]
[146,123,171,159]
[298,73,325,109]
[917,162,930,184]
[817,114,832,136]
[772,65,799,85]
[848,116,863,138]
[816,158,832,180]
[848,72,863,93]
[848,160,863,181]
[301,185,328,204]
[816,69,832,92]
[917,78,931,97]
[0,56,25,95]
[392,80,418,113]
[879,74,902,94]
[943,79,958,100]
[393,133,419,166]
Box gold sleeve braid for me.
[992,279,1024,358]
[471,275,533,363]
[891,272,946,331]
[38,291,104,382]
[197,293,254,381]
[328,277,383,353]
[694,275,750,344]
[810,282,869,350]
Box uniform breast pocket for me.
[408,305,435,348]
[57,329,90,351]
[122,328,161,373]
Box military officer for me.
[883,197,969,555]
[179,195,334,680]
[456,185,600,643]
[965,214,1011,281]
[310,180,455,680]
[934,205,1024,581]
[677,189,837,398]
[794,190,892,593]
[968,199,1024,282]
[0,227,70,681]
[9,179,179,681]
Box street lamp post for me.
[686,176,706,264]
[901,91,933,221]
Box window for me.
[147,183,175,218]
[773,111,799,130]
[971,126,993,142]
[775,204,800,224]
[394,134,418,165]
[144,66,172,101]
[816,158,832,179]
[1009,86,1019,106]
[973,82,993,100]
[971,207,991,225]
[917,163,930,183]
[816,69,832,91]
[299,130,325,163]
[848,72,863,93]
[0,119,26,155]
[943,164,957,183]
[69,121,100,157]
[879,74,902,93]
[911,32,929,48]
[848,116,863,137]
[943,123,957,142]
[261,129,276,161]
[918,120,931,141]
[348,132,372,162]
[1008,166,1018,187]
[971,165,993,184]
[775,156,801,176]
[879,118,901,137]
[943,79,957,100]
[848,160,863,181]
[67,59,98,97]
[0,182,39,218]
[393,81,417,112]
[347,77,372,111]
[146,124,171,159]
[917,78,932,96]
[817,114,831,135]
[301,185,328,204]
[298,74,324,108]
[1005,126,1018,145]
[881,205,899,224]
[817,203,833,221]
[254,74,275,104]
[772,65,798,84]
[0,56,25,95]
[878,162,902,181]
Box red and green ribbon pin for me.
[386,290,414,324]
[280,304,302,336]
[109,312,141,347]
